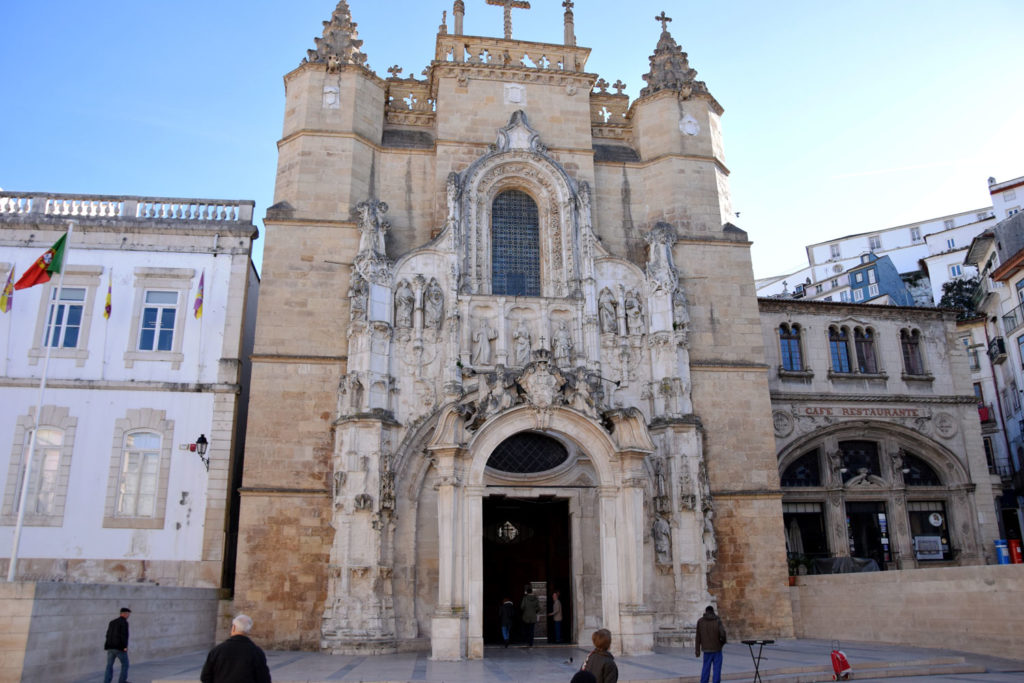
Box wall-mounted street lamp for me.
[193,434,209,471]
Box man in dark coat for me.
[695,605,728,683]
[103,607,131,683]
[200,614,271,683]
[499,597,515,647]
[519,584,540,647]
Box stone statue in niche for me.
[644,222,679,294]
[624,290,644,335]
[348,274,368,322]
[653,516,671,565]
[652,456,671,514]
[355,199,389,257]
[472,317,497,365]
[565,367,604,417]
[672,283,690,328]
[599,288,617,333]
[354,493,373,511]
[424,279,444,329]
[445,172,461,230]
[395,280,414,328]
[512,320,532,366]
[552,322,573,367]
[678,467,696,511]
[332,471,346,508]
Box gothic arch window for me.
[901,328,925,375]
[491,190,540,297]
[854,326,878,374]
[780,449,820,487]
[779,323,803,371]
[487,432,568,473]
[828,326,852,373]
[902,453,942,486]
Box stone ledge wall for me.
[790,566,1024,659]
[0,582,220,683]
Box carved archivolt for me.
[455,111,588,299]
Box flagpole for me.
[7,221,74,582]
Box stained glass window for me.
[491,190,540,296]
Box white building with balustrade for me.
[0,192,258,588]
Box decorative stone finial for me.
[304,1,368,69]
[387,65,404,79]
[562,0,576,46]
[639,18,711,99]
[612,79,626,95]
[594,78,609,93]
[487,0,531,40]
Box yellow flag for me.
[0,266,13,313]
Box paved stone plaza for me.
[71,639,1024,683]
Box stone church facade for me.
[235,0,793,657]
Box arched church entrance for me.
[482,496,571,645]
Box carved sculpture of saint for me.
[349,275,368,322]
[445,172,461,229]
[512,320,532,366]
[599,288,617,333]
[672,284,690,327]
[653,516,671,565]
[624,291,643,335]
[552,322,573,368]
[395,280,414,328]
[424,279,444,329]
[472,318,497,366]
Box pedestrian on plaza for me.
[103,607,131,683]
[695,605,728,683]
[520,584,540,647]
[570,671,597,683]
[580,628,618,683]
[548,590,563,643]
[200,614,271,683]
[499,596,515,647]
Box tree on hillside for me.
[938,275,980,320]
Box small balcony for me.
[1003,302,1024,336]
[988,336,1007,365]
[978,404,996,424]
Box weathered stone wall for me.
[0,582,219,683]
[790,566,1024,658]
[684,239,795,638]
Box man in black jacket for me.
[103,607,131,683]
[200,614,271,683]
[695,605,728,683]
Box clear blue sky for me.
[2,1,1022,279]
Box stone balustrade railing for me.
[435,35,591,73]
[0,193,254,223]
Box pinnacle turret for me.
[303,0,368,69]
[639,12,710,99]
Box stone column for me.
[431,448,468,660]
[617,471,654,654]
[466,484,486,658]
[597,486,622,648]
[453,0,465,35]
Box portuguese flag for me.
[14,234,67,290]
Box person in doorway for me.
[580,628,618,683]
[520,584,540,647]
[499,596,515,647]
[548,590,563,643]
[103,607,131,683]
[200,614,271,683]
[695,604,728,683]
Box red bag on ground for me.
[830,648,852,680]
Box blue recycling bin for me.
[995,539,1010,565]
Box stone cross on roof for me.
[655,11,672,32]
[487,0,531,40]
[387,65,403,78]
[562,0,574,10]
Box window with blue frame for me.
[829,326,852,373]
[779,323,803,371]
